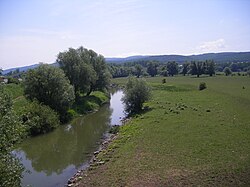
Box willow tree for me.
[57,46,111,96]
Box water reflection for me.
[15,90,124,187]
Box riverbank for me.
[67,118,131,186]
[74,76,250,186]
[14,90,125,187]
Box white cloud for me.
[199,39,226,52]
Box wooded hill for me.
[106,52,250,64]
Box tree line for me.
[108,60,250,78]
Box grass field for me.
[79,75,250,186]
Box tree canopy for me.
[24,64,75,122]
[147,61,158,77]
[57,46,111,96]
[167,61,179,76]
[122,77,151,114]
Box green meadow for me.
[80,75,250,186]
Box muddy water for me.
[14,90,125,187]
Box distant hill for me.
[2,52,250,74]
[2,62,58,75]
[106,52,250,64]
[2,64,40,75]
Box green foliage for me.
[0,87,25,187]
[72,91,109,114]
[199,82,207,90]
[159,65,168,77]
[57,46,111,95]
[189,61,204,77]
[135,64,143,78]
[109,125,120,134]
[3,83,24,99]
[21,101,60,136]
[122,77,151,114]
[181,62,189,76]
[223,67,232,76]
[205,60,215,76]
[147,61,158,77]
[24,64,75,122]
[7,77,20,84]
[167,61,179,76]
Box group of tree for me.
[188,60,215,77]
[1,46,111,186]
[216,62,250,72]
[108,60,216,78]
[57,47,111,97]
[23,46,111,124]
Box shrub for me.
[0,87,25,186]
[199,82,207,90]
[223,67,232,76]
[24,64,75,123]
[21,101,60,136]
[162,78,166,84]
[122,77,151,114]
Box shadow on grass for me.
[127,106,153,118]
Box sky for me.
[0,0,250,69]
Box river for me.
[14,90,125,187]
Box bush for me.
[24,64,75,123]
[162,78,166,84]
[0,87,25,186]
[223,67,232,76]
[122,77,151,114]
[199,82,207,90]
[21,101,60,136]
[7,77,20,84]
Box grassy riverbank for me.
[78,75,250,186]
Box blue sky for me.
[0,0,250,69]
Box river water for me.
[14,90,125,187]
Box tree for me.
[189,61,204,77]
[24,64,75,122]
[57,46,110,96]
[160,65,168,77]
[57,48,96,95]
[21,101,60,136]
[0,87,25,186]
[181,62,189,76]
[0,68,2,75]
[147,61,158,77]
[86,49,111,95]
[230,62,239,72]
[223,67,232,76]
[135,64,143,78]
[206,60,215,76]
[167,61,179,76]
[122,77,151,114]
